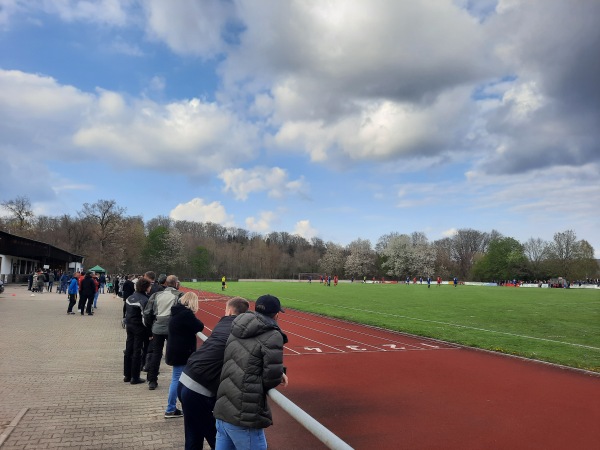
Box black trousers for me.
[67,294,77,313]
[124,323,146,380]
[78,292,94,314]
[178,383,217,450]
[147,333,168,382]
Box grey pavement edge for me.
[0,284,210,449]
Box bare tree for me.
[548,230,578,277]
[451,229,488,279]
[523,237,550,279]
[1,196,34,231]
[433,237,454,279]
[79,200,126,264]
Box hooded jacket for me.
[213,312,287,429]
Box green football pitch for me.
[183,281,600,372]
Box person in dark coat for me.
[178,297,250,450]
[123,278,152,384]
[164,292,204,418]
[121,275,135,321]
[78,272,96,315]
[213,295,289,450]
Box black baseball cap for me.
[255,294,285,315]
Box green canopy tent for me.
[88,265,106,273]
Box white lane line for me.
[281,312,446,350]
[282,318,398,351]
[278,296,600,351]
[284,330,346,353]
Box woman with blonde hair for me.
[164,292,204,418]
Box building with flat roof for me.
[0,230,84,283]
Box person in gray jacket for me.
[213,294,289,450]
[143,275,183,390]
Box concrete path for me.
[0,284,208,449]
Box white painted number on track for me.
[346,345,367,351]
[304,347,323,353]
[382,344,406,350]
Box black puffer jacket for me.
[213,312,287,429]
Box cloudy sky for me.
[1,0,598,255]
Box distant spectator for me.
[67,272,79,314]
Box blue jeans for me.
[93,290,99,308]
[166,365,184,413]
[215,419,267,450]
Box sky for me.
[0,0,599,256]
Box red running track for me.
[188,290,600,450]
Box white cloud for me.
[0,0,21,28]
[442,228,458,238]
[169,198,234,226]
[110,37,145,57]
[40,0,133,26]
[0,70,93,157]
[219,167,306,201]
[293,220,317,240]
[142,0,233,58]
[245,211,276,233]
[148,76,165,92]
[275,87,477,163]
[70,91,260,176]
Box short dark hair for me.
[135,277,152,293]
[144,271,156,281]
[227,297,250,315]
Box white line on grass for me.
[275,295,600,352]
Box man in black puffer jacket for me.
[213,294,289,450]
[178,297,250,450]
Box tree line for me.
[1,196,598,282]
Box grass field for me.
[182,281,600,372]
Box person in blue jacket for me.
[67,272,80,314]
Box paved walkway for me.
[0,284,209,449]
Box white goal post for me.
[298,272,322,281]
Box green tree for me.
[471,237,527,281]
[572,240,599,280]
[191,246,211,279]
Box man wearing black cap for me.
[213,294,288,450]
